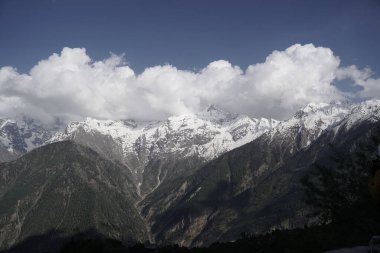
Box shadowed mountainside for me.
[0,141,148,250]
[140,115,380,246]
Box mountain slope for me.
[1,100,379,249]
[0,141,148,250]
[49,105,278,195]
[139,100,380,246]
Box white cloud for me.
[0,44,377,124]
[337,65,380,98]
[233,44,344,118]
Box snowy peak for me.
[0,117,59,154]
[51,108,278,161]
[196,104,238,124]
[269,100,380,151]
[47,109,279,194]
[349,99,380,115]
[0,119,24,153]
[295,101,349,120]
[253,117,280,129]
[204,104,228,115]
[269,102,352,150]
[285,101,351,131]
[2,100,379,165]
[341,99,380,129]
[66,117,138,135]
[301,102,330,113]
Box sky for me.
[0,0,379,123]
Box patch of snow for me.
[187,187,202,201]
[50,108,279,161]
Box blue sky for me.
[1,0,379,74]
[0,0,380,122]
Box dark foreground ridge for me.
[1,221,380,253]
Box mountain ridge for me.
[0,100,380,249]
[137,99,380,246]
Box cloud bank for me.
[0,44,379,124]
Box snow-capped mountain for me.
[267,100,380,153]
[1,100,380,249]
[1,101,379,195]
[48,105,279,195]
[269,101,352,151]
[139,100,380,247]
[1,101,378,170]
[0,118,59,159]
[51,105,278,160]
[339,99,380,130]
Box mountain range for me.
[0,101,379,250]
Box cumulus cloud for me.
[0,44,378,124]
[337,65,380,98]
